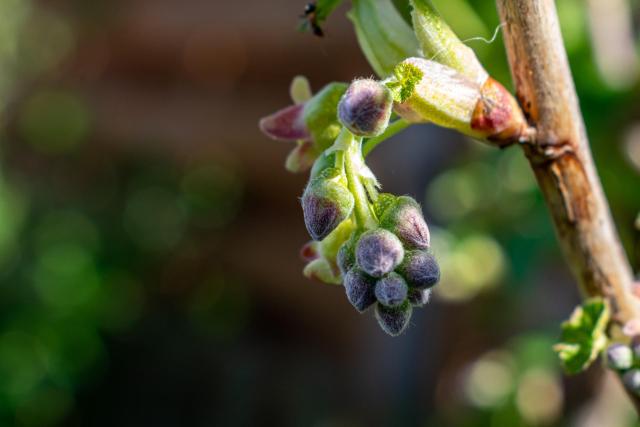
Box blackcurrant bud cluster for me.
[262,76,442,336]
[339,195,439,336]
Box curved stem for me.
[362,118,411,157]
[496,0,640,411]
[342,130,377,229]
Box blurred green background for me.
[0,0,639,425]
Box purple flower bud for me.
[302,171,354,241]
[606,344,634,370]
[356,229,404,278]
[344,268,377,313]
[338,79,393,137]
[408,288,431,307]
[375,272,408,307]
[380,196,430,249]
[375,301,412,336]
[398,250,440,289]
[623,369,640,395]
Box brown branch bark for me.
[496,0,640,411]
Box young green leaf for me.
[553,298,610,375]
[348,0,421,77]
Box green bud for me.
[348,0,421,77]
[375,300,412,336]
[319,218,355,265]
[379,195,430,249]
[303,82,348,151]
[338,79,393,137]
[302,169,355,241]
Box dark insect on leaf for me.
[298,0,344,37]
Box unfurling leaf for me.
[553,298,610,375]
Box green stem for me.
[341,129,377,229]
[362,119,411,156]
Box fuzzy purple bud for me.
[338,79,393,137]
[344,268,377,313]
[408,288,431,307]
[380,196,430,249]
[606,344,634,370]
[375,301,412,336]
[398,250,440,289]
[356,229,404,278]
[375,272,408,307]
[302,171,354,241]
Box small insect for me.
[301,2,324,37]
